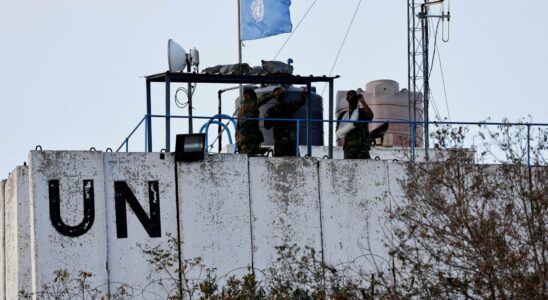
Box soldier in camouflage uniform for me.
[236,88,266,155]
[337,90,374,159]
[264,87,307,157]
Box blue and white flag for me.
[240,0,292,41]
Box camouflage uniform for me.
[264,95,306,157]
[236,96,263,155]
[340,109,374,159]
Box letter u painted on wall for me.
[48,180,95,237]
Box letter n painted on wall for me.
[114,181,161,238]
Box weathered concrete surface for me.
[384,162,408,264]
[4,166,31,299]
[249,157,322,271]
[386,162,407,209]
[104,152,178,298]
[28,151,108,296]
[179,154,252,279]
[0,179,5,300]
[319,160,391,273]
[2,151,419,295]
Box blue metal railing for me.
[116,116,147,153]
[117,114,548,167]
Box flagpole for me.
[237,0,243,104]
[238,0,242,64]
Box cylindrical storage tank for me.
[336,79,423,147]
[235,85,324,146]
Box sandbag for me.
[261,60,294,75]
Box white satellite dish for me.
[168,39,187,72]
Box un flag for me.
[240,0,292,41]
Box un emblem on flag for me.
[251,0,264,22]
[241,0,291,40]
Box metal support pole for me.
[411,0,418,145]
[144,117,148,152]
[407,0,413,144]
[218,90,223,153]
[306,83,312,157]
[527,124,531,168]
[237,0,243,104]
[411,122,416,162]
[421,4,430,161]
[165,74,171,152]
[296,119,301,157]
[187,63,193,133]
[216,86,240,153]
[146,79,152,152]
[238,0,242,64]
[328,80,334,159]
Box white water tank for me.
[336,79,423,147]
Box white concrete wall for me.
[178,154,252,280]
[2,151,415,296]
[249,157,322,271]
[385,161,408,265]
[28,151,109,296]
[319,160,390,273]
[0,179,5,300]
[4,166,31,299]
[104,152,178,298]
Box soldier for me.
[264,87,307,157]
[236,88,266,155]
[336,90,374,159]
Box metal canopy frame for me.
[144,71,339,158]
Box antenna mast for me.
[407,0,450,160]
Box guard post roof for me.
[145,71,339,84]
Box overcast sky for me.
[1,0,547,178]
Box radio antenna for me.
[407,0,450,161]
